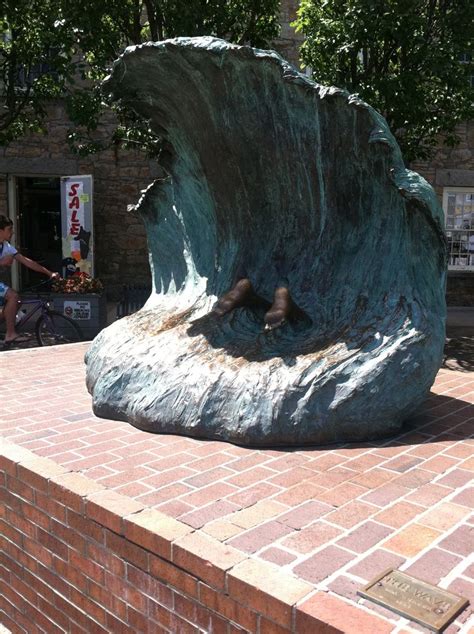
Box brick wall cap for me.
[124,507,192,542]
[87,487,139,505]
[229,558,313,607]
[86,489,146,534]
[0,438,36,463]
[18,456,69,479]
[173,531,247,572]
[50,471,106,496]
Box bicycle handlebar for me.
[21,277,62,293]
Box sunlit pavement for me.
[1,342,473,632]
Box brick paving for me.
[1,342,473,633]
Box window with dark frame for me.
[444,189,474,270]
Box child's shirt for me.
[0,241,18,259]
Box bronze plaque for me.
[358,569,469,633]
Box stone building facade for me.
[411,121,474,305]
[274,0,304,67]
[0,104,155,297]
[1,0,472,305]
[0,2,305,300]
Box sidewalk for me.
[446,307,474,335]
[1,342,473,633]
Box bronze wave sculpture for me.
[85,37,447,446]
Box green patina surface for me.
[85,37,447,446]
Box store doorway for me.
[16,176,62,289]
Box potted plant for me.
[50,272,106,339]
[52,271,104,295]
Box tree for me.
[142,0,280,47]
[295,0,474,161]
[0,0,280,150]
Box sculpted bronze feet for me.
[212,279,297,331]
[211,278,256,317]
[264,286,293,331]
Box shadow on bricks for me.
[443,335,474,373]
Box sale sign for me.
[60,175,94,276]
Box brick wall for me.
[2,439,389,634]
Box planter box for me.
[18,292,107,340]
[50,293,107,340]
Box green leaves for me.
[0,0,280,150]
[295,0,474,161]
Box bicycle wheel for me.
[35,311,83,346]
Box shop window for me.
[459,51,474,88]
[443,188,474,270]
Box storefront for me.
[7,174,93,290]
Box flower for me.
[52,274,103,294]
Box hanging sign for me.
[60,175,94,276]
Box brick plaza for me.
[0,343,473,633]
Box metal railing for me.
[116,284,151,319]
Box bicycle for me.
[2,279,83,347]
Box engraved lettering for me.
[413,590,452,610]
[359,569,468,631]
[414,590,432,600]
[385,577,410,592]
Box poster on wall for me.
[60,175,94,276]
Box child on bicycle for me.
[0,215,59,345]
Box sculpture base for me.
[86,306,443,447]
